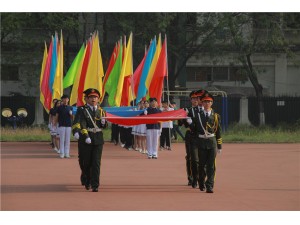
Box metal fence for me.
[248,96,300,126]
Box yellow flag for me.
[115,33,133,107]
[40,42,48,104]
[145,34,162,91]
[83,32,104,100]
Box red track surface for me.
[1,142,299,211]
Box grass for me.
[1,123,300,143]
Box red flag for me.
[76,39,91,106]
[41,39,53,112]
[105,109,187,126]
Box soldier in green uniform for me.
[178,90,199,186]
[185,89,207,188]
[72,96,88,186]
[76,88,108,192]
[187,92,222,193]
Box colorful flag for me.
[41,37,54,112]
[76,38,92,106]
[132,48,146,97]
[39,42,48,107]
[106,41,123,106]
[136,38,156,102]
[145,34,161,94]
[105,108,187,126]
[148,36,168,106]
[115,33,133,107]
[52,31,64,101]
[69,44,87,106]
[100,42,118,103]
[63,43,85,89]
[84,32,104,98]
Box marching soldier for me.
[185,89,208,188]
[72,96,88,186]
[76,88,108,192]
[187,92,222,193]
[178,90,199,186]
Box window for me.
[212,67,228,81]
[1,65,19,81]
[187,66,248,82]
[229,67,248,82]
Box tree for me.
[221,13,292,125]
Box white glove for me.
[85,137,91,144]
[101,119,106,124]
[217,149,222,154]
[69,110,73,115]
[48,123,51,129]
[187,118,192,124]
[144,110,148,115]
[74,132,80,140]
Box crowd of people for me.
[47,88,222,194]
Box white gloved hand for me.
[85,137,91,144]
[101,118,106,124]
[69,110,73,115]
[217,149,222,154]
[187,118,192,124]
[144,110,148,115]
[74,132,80,140]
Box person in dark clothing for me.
[75,88,108,192]
[145,97,162,159]
[72,96,87,186]
[187,92,222,193]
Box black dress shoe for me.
[192,181,197,188]
[206,189,214,193]
[85,185,90,190]
[92,188,98,192]
[199,186,205,191]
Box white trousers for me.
[58,126,71,157]
[146,129,160,157]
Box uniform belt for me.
[87,128,102,133]
[198,134,215,139]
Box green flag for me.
[63,44,85,88]
[106,43,123,106]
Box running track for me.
[1,142,299,211]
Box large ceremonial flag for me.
[100,43,119,103]
[84,32,104,97]
[148,36,168,106]
[49,34,58,95]
[105,108,187,126]
[115,33,133,107]
[76,39,92,106]
[106,41,123,106]
[52,31,64,101]
[145,34,161,94]
[136,38,156,103]
[70,44,87,106]
[39,42,48,107]
[63,43,85,89]
[132,50,146,96]
[41,37,54,112]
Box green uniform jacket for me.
[189,108,222,149]
[73,105,108,145]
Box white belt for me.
[87,128,102,133]
[198,134,215,139]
